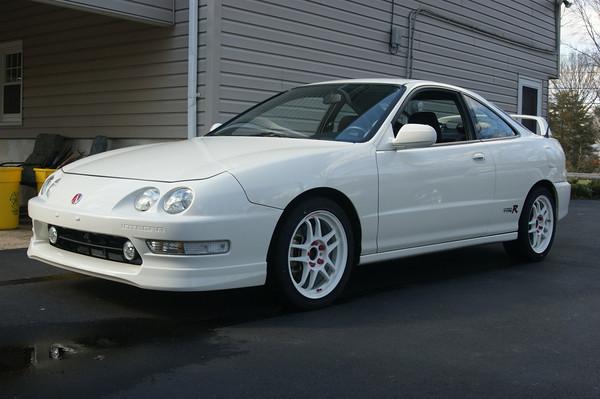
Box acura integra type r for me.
[28,79,570,309]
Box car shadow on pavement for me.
[0,243,533,389]
[344,243,519,301]
[68,242,521,323]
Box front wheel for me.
[268,197,355,310]
[503,186,556,262]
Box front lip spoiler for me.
[27,251,143,289]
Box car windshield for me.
[207,83,405,142]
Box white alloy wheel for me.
[288,211,348,299]
[528,195,554,254]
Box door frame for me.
[388,86,477,144]
[517,76,543,118]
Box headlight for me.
[163,188,193,214]
[39,170,62,198]
[134,188,160,211]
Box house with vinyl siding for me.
[0,0,563,162]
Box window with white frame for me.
[0,40,23,125]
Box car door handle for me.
[472,153,485,161]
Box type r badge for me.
[71,193,83,205]
[503,205,518,214]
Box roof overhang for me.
[31,0,174,26]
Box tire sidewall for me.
[268,197,355,309]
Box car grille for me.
[50,226,142,265]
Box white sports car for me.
[28,79,570,309]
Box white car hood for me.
[63,136,350,182]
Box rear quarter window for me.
[464,96,516,139]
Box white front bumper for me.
[27,172,282,291]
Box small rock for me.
[49,343,77,360]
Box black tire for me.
[268,197,356,310]
[503,186,556,262]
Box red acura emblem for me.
[71,193,82,205]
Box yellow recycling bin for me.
[33,168,56,193]
[0,167,22,230]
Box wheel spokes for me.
[323,230,335,243]
[298,265,310,286]
[289,255,309,262]
[528,195,554,253]
[304,220,314,243]
[291,242,309,250]
[313,217,322,237]
[326,240,338,255]
[307,268,319,290]
[287,210,348,299]
[319,269,330,282]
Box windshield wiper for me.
[253,131,292,138]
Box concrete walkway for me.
[568,172,600,180]
[0,224,32,250]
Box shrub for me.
[569,178,600,199]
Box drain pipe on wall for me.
[554,0,563,80]
[403,6,559,79]
[187,0,198,139]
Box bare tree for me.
[551,52,599,112]
[574,1,600,66]
[553,1,600,172]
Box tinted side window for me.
[394,90,471,143]
[464,96,515,139]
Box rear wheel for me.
[503,187,556,262]
[268,197,355,309]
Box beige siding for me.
[0,0,188,139]
[0,0,559,141]
[32,0,175,25]
[212,0,558,125]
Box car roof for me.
[305,78,487,102]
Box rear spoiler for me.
[510,114,552,138]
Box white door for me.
[463,95,542,235]
[377,88,496,252]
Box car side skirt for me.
[359,232,518,265]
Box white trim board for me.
[517,76,543,117]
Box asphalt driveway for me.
[0,200,599,398]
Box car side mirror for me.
[209,123,223,132]
[392,124,437,149]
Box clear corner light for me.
[163,188,193,214]
[39,170,62,198]
[135,188,160,211]
[146,240,230,255]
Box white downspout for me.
[187,0,198,139]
